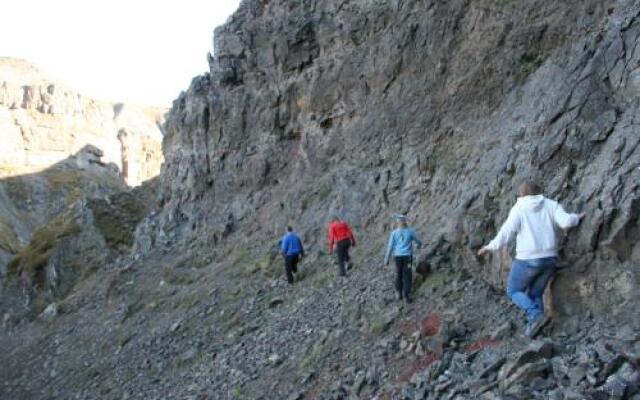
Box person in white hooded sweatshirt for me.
[478,181,585,338]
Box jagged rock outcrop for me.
[2,0,640,399]
[0,57,164,186]
[0,145,151,319]
[151,0,639,317]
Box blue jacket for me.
[281,232,304,257]
[384,228,423,264]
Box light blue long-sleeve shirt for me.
[384,228,423,264]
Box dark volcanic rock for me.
[148,0,640,320]
[3,0,640,399]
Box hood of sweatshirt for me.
[517,194,545,211]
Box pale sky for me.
[0,0,242,107]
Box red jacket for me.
[329,221,356,253]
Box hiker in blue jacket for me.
[281,226,305,284]
[384,214,423,303]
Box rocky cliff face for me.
[0,145,151,320]
[0,57,162,319]
[0,57,164,186]
[153,0,639,316]
[2,1,640,399]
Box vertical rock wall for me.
[150,0,639,317]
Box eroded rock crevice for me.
[1,1,640,399]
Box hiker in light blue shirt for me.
[384,214,423,303]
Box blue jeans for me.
[506,257,557,323]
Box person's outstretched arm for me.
[412,230,423,248]
[384,232,395,265]
[553,202,582,229]
[478,206,520,255]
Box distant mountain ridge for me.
[0,56,164,186]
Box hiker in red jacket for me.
[329,216,356,277]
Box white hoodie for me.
[485,195,581,260]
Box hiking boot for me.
[404,296,413,304]
[347,262,353,270]
[525,314,549,338]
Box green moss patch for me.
[7,215,81,277]
[300,342,326,370]
[44,169,123,193]
[231,249,252,268]
[0,218,21,254]
[44,170,86,191]
[88,192,146,250]
[3,177,30,204]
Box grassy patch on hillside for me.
[0,218,21,254]
[88,192,146,250]
[311,268,332,289]
[3,177,30,204]
[317,184,331,201]
[231,249,252,269]
[253,253,278,278]
[300,342,327,370]
[44,169,123,193]
[7,215,81,277]
[368,307,391,335]
[418,270,458,295]
[44,170,86,191]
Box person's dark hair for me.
[519,181,542,197]
[287,226,293,232]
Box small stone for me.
[365,368,377,385]
[268,353,282,365]
[568,363,588,385]
[500,340,554,381]
[490,321,512,341]
[563,388,584,400]
[415,340,426,356]
[547,389,564,400]
[501,360,552,390]
[477,356,506,380]
[286,391,304,400]
[342,366,356,383]
[268,297,284,308]
[39,303,58,322]
[180,348,197,362]
[170,321,181,332]
[352,370,366,395]
[551,356,570,381]
[2,313,11,327]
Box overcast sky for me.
[0,0,242,107]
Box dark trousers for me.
[284,254,300,284]
[394,256,412,299]
[335,239,351,276]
